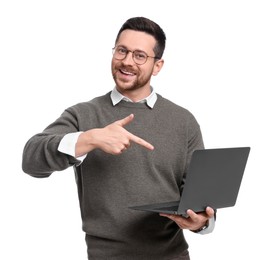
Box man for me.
[22,17,215,259]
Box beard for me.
[112,65,152,93]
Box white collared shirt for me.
[110,87,157,108]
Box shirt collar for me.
[110,87,157,109]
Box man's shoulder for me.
[156,94,193,115]
[156,94,201,131]
[70,92,111,109]
[62,92,112,120]
[82,91,111,105]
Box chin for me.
[116,80,137,91]
[117,85,136,93]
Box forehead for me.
[116,29,156,53]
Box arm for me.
[22,113,153,177]
[22,109,81,178]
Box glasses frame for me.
[112,46,161,65]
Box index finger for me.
[186,209,198,221]
[128,133,154,151]
[186,207,215,220]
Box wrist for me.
[75,130,97,157]
[190,220,209,233]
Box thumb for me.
[116,114,134,127]
[206,207,215,218]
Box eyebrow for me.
[116,44,148,54]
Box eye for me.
[134,51,147,60]
[117,47,127,55]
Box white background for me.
[1,0,270,259]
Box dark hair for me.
[115,17,166,59]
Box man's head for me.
[115,17,166,59]
[112,17,166,100]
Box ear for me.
[152,59,164,76]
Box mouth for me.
[119,68,136,76]
[115,68,137,83]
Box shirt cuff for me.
[58,132,87,162]
[197,216,216,235]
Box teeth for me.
[120,69,134,75]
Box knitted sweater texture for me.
[22,92,204,259]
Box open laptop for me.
[129,147,250,216]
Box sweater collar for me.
[110,87,157,109]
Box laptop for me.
[129,147,250,216]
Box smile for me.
[119,69,136,76]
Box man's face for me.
[111,29,162,96]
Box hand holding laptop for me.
[160,206,215,232]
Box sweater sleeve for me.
[22,108,82,178]
[186,112,205,171]
[179,112,205,192]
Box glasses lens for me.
[133,50,147,65]
[113,47,127,60]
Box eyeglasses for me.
[112,46,160,65]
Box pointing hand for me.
[76,114,154,156]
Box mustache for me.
[116,64,137,74]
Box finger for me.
[186,209,198,221]
[129,133,154,150]
[159,213,178,222]
[121,147,127,152]
[160,213,189,229]
[187,207,214,221]
[116,114,134,127]
[205,206,215,217]
[160,213,172,218]
[124,142,131,148]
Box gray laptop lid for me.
[130,147,250,215]
[176,147,250,214]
